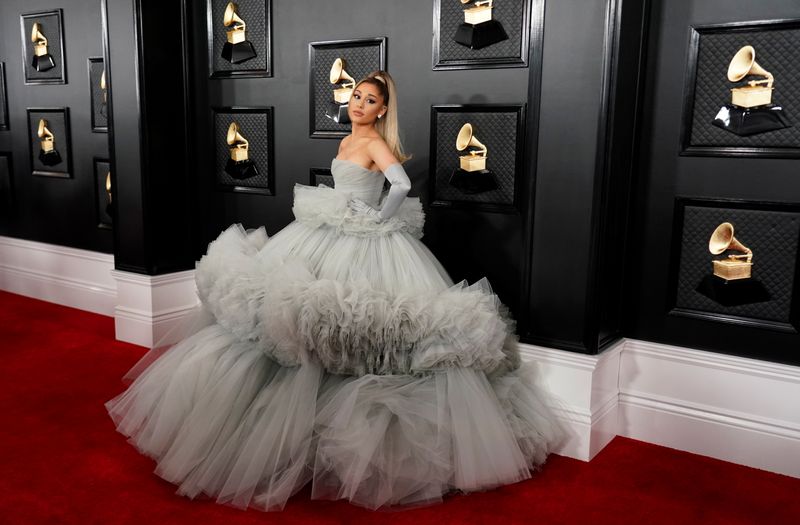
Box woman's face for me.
[348,82,386,125]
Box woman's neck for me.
[350,122,379,139]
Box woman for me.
[106,70,561,511]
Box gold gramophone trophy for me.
[221,2,257,64]
[31,22,56,72]
[325,58,355,124]
[696,222,769,306]
[99,69,108,118]
[105,171,114,218]
[224,122,259,180]
[712,45,791,136]
[448,123,498,194]
[709,222,753,280]
[37,119,62,166]
[453,0,508,50]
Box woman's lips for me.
[352,110,364,117]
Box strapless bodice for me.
[331,158,385,207]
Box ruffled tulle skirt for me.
[106,185,562,511]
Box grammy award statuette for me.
[452,0,508,50]
[695,222,769,306]
[712,46,791,136]
[224,122,260,180]
[31,22,56,72]
[448,123,498,194]
[221,2,258,64]
[37,119,62,166]
[325,58,355,124]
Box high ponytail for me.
[354,70,411,163]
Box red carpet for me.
[0,289,798,525]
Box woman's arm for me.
[348,139,411,221]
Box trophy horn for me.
[105,171,112,203]
[455,123,487,157]
[709,222,752,262]
[727,45,773,88]
[329,58,355,87]
[226,122,248,149]
[223,2,246,30]
[31,22,48,46]
[37,119,54,142]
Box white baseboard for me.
[0,235,116,315]
[2,237,798,477]
[112,269,199,348]
[521,338,800,478]
[618,339,800,478]
[519,340,623,462]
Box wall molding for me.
[618,339,800,478]
[0,235,116,315]
[519,340,623,461]
[112,269,199,348]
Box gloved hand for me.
[348,197,380,219]
[347,163,411,222]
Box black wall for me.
[625,0,800,365]
[0,0,111,253]
[1,0,650,358]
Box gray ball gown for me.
[106,158,562,511]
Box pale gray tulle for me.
[106,184,563,511]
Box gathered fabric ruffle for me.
[106,327,562,511]
[194,224,519,376]
[292,183,425,239]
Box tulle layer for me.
[292,183,425,239]
[195,224,519,376]
[106,327,561,511]
[108,214,562,512]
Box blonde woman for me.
[106,70,561,512]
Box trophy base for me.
[221,41,257,65]
[39,149,62,166]
[448,168,498,194]
[695,274,770,307]
[325,102,351,124]
[225,159,260,180]
[453,20,509,50]
[712,104,791,137]
[32,54,56,72]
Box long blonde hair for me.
[354,70,411,163]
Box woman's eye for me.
[353,94,360,100]
[367,99,375,104]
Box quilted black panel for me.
[28,109,70,176]
[432,108,521,206]
[213,109,273,192]
[435,0,526,63]
[689,26,800,148]
[311,42,384,134]
[94,159,112,228]
[21,12,64,83]
[674,204,800,323]
[210,0,269,73]
[88,59,107,131]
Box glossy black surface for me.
[0,1,109,251]
[625,0,800,365]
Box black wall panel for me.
[626,0,800,365]
[0,0,110,252]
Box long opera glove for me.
[347,163,411,221]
